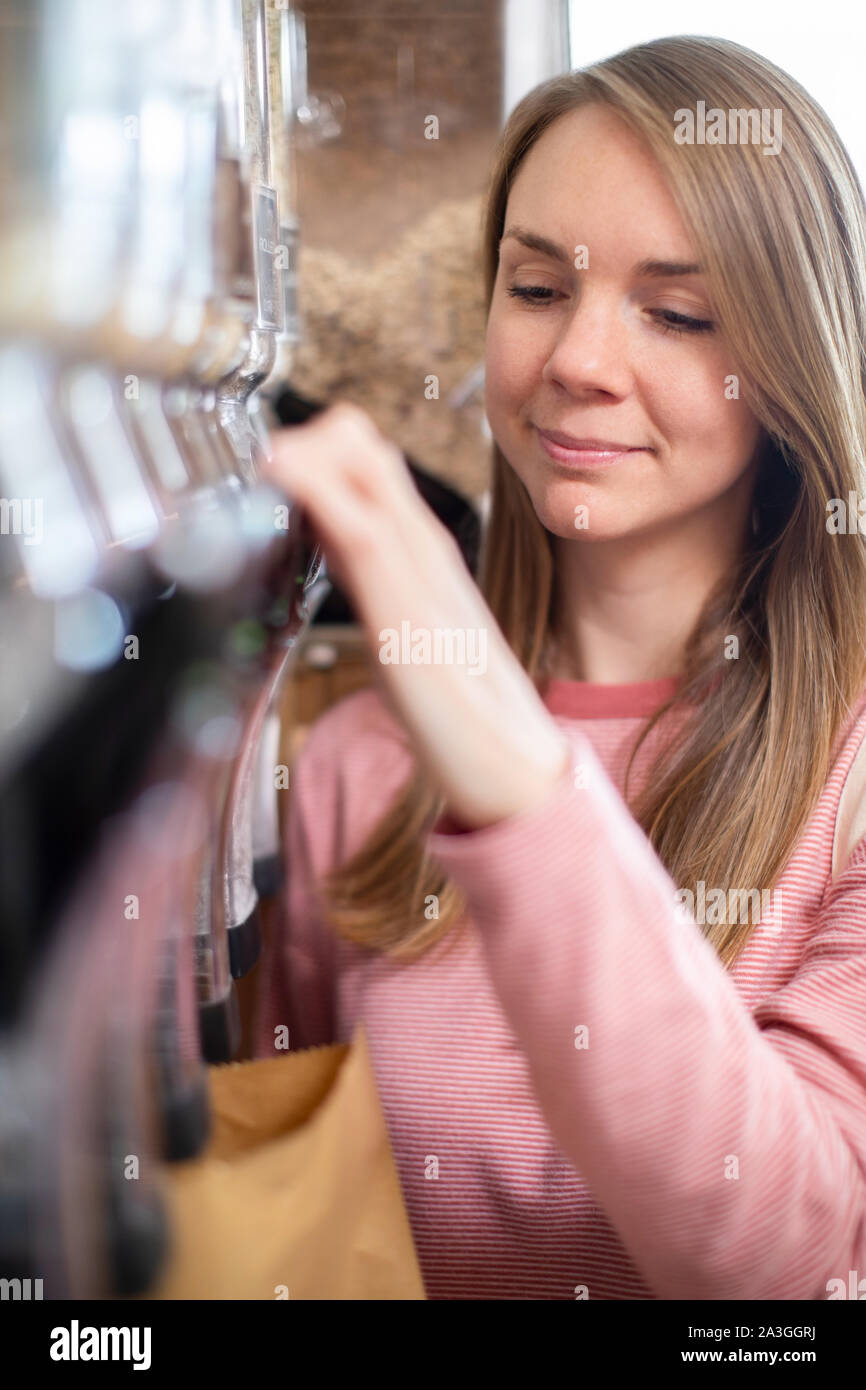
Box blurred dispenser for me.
[0,0,329,1298]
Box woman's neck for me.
[548,530,740,684]
[542,626,684,685]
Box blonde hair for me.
[318,35,866,969]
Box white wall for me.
[564,1,866,190]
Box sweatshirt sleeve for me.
[252,729,338,1056]
[425,729,866,1300]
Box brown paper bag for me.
[146,1023,426,1299]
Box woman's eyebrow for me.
[500,226,703,279]
[634,258,704,278]
[501,225,571,264]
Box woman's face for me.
[484,103,764,546]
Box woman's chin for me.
[533,503,639,544]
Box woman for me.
[254,34,866,1300]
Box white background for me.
[504,1,866,192]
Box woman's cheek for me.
[686,365,757,466]
[486,329,538,426]
[483,342,520,432]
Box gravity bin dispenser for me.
[0,0,326,1298]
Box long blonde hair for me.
[318,35,866,969]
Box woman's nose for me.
[541,290,632,398]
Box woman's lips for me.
[535,427,645,467]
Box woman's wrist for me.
[444,734,572,831]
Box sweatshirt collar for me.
[541,675,683,719]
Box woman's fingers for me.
[267,401,421,515]
[263,404,443,624]
[261,404,569,828]
[264,403,454,596]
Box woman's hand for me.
[263,401,571,830]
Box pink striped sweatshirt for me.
[253,674,866,1300]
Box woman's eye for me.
[506,284,561,306]
[651,308,715,335]
[506,285,715,336]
